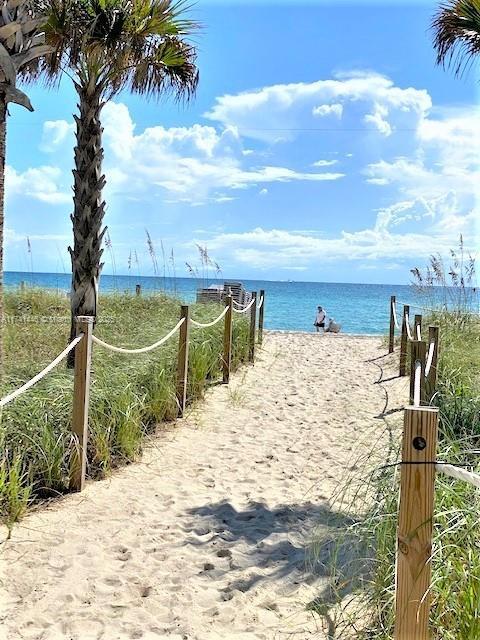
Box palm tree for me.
[432,1,480,77]
[0,1,51,371]
[40,0,198,361]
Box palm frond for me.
[38,0,200,101]
[432,0,480,77]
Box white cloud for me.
[259,188,268,196]
[6,165,70,205]
[101,102,345,205]
[205,71,431,142]
[40,120,75,152]
[202,194,476,269]
[312,159,338,167]
[313,103,343,118]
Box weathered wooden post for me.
[223,295,233,384]
[409,340,426,406]
[258,289,265,345]
[70,315,94,492]
[414,314,422,341]
[249,291,257,363]
[176,305,190,417]
[389,295,396,354]
[426,326,439,403]
[399,305,409,377]
[136,284,141,296]
[394,405,438,640]
[20,280,25,292]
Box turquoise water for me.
[5,271,428,335]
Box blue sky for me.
[5,0,480,283]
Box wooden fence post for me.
[70,315,94,492]
[389,295,396,354]
[249,291,257,363]
[426,326,439,403]
[258,289,265,345]
[176,305,190,417]
[136,284,141,296]
[414,314,422,341]
[399,305,409,377]
[409,340,426,406]
[223,295,233,384]
[394,406,439,640]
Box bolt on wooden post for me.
[70,315,94,492]
[389,295,396,354]
[249,291,257,363]
[394,406,439,640]
[414,314,422,341]
[176,305,190,417]
[223,295,233,384]
[399,305,409,377]
[426,326,439,403]
[258,289,266,345]
[409,340,427,406]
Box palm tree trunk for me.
[0,97,7,379]
[68,80,106,367]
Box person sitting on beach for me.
[325,318,341,334]
[314,306,326,332]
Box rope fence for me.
[0,291,267,492]
[404,311,414,341]
[416,323,422,341]
[387,294,480,637]
[0,335,84,408]
[392,299,400,330]
[436,463,480,489]
[232,297,256,314]
[190,305,229,328]
[92,318,185,354]
[412,359,422,407]
[425,340,435,378]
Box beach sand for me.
[0,332,407,640]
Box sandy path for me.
[0,332,406,640]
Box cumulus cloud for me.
[6,165,70,205]
[205,71,431,142]
[202,195,475,269]
[312,103,343,118]
[100,102,345,204]
[40,120,75,152]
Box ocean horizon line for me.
[4,270,409,289]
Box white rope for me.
[397,300,448,313]
[436,464,480,490]
[92,318,185,354]
[232,299,244,308]
[258,296,264,310]
[405,312,414,341]
[413,359,422,407]
[416,323,422,341]
[191,305,229,328]
[233,297,256,314]
[0,335,84,408]
[392,300,400,330]
[425,341,435,377]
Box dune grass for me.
[0,288,251,528]
[310,309,480,638]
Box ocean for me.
[4,271,428,335]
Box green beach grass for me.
[310,307,480,638]
[0,288,250,529]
